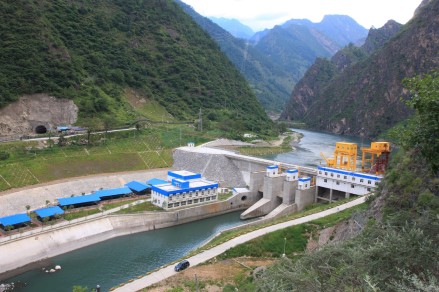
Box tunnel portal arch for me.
[35,125,47,134]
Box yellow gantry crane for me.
[320,142,358,172]
[360,142,391,174]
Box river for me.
[1,129,375,291]
[263,129,373,169]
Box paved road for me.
[113,196,365,292]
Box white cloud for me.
[181,0,423,32]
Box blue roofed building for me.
[35,206,65,220]
[125,181,151,195]
[146,178,169,186]
[94,187,132,201]
[0,213,32,230]
[151,174,218,210]
[167,170,201,182]
[57,194,101,207]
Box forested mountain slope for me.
[0,0,271,128]
[282,15,368,46]
[254,25,339,83]
[175,0,294,113]
[280,12,429,139]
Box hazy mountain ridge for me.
[209,17,255,39]
[281,0,439,138]
[282,15,368,46]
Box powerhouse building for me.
[152,171,219,209]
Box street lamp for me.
[282,238,286,258]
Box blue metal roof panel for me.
[35,206,65,218]
[57,194,101,206]
[167,171,201,180]
[94,187,132,198]
[287,169,298,173]
[146,178,169,186]
[0,213,31,226]
[152,183,219,197]
[299,178,311,182]
[125,181,151,192]
[267,165,278,169]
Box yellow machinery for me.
[361,142,391,174]
[321,142,358,172]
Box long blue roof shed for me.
[35,206,65,218]
[58,194,101,206]
[125,181,150,192]
[94,187,132,198]
[0,213,32,226]
[146,178,168,186]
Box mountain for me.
[0,0,271,128]
[209,17,254,39]
[175,0,294,113]
[280,0,439,138]
[250,29,270,42]
[282,15,369,46]
[254,24,339,82]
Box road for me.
[112,196,365,292]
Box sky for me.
[181,0,423,32]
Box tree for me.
[81,118,99,144]
[4,225,14,232]
[102,115,117,132]
[46,200,51,206]
[42,216,50,225]
[391,70,439,173]
[73,286,89,292]
[26,205,30,213]
[136,122,142,131]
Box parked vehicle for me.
[174,260,190,272]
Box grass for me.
[115,201,165,213]
[195,197,365,252]
[219,192,233,201]
[62,208,101,220]
[237,147,291,156]
[101,198,145,211]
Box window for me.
[367,188,371,192]
[194,199,199,203]
[360,179,364,183]
[293,176,296,179]
[324,179,328,183]
[181,201,187,206]
[174,202,180,207]
[344,176,347,179]
[273,172,275,175]
[325,172,328,175]
[168,204,173,208]
[336,182,340,185]
[368,180,371,184]
[351,184,355,188]
[337,175,340,178]
[319,171,322,174]
[330,173,334,177]
[305,184,308,187]
[206,197,211,201]
[200,198,205,202]
[352,177,356,181]
[188,200,193,204]
[375,182,379,186]
[211,196,217,200]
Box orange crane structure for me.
[320,142,358,172]
[360,142,391,175]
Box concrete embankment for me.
[0,194,251,275]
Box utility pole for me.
[180,128,181,147]
[195,274,198,292]
[198,108,203,132]
[282,238,286,258]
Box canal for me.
[3,211,258,292]
[2,129,379,292]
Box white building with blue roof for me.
[151,173,218,209]
[316,166,382,201]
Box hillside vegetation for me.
[175,0,294,113]
[0,0,270,129]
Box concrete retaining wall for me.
[296,186,317,211]
[0,195,251,275]
[0,169,169,217]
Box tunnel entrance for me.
[35,125,47,134]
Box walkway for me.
[113,196,366,292]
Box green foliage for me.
[0,151,10,161]
[72,286,88,292]
[390,70,439,173]
[255,211,439,292]
[0,0,271,128]
[165,287,184,292]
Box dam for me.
[0,129,375,291]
